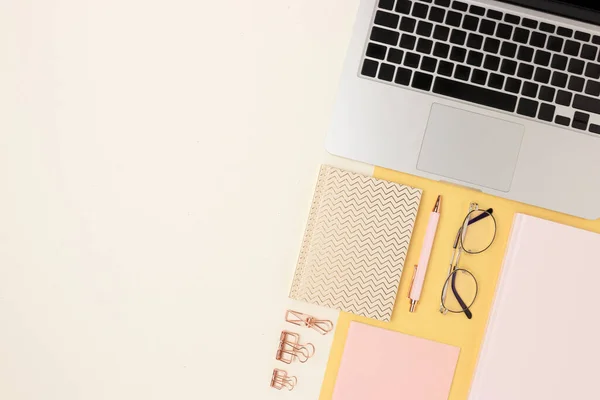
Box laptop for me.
[327,0,600,219]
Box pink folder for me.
[333,322,460,400]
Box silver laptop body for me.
[327,0,600,219]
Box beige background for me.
[0,1,368,399]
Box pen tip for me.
[433,195,441,212]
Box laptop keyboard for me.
[361,0,600,135]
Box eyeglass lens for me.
[460,210,496,254]
[442,269,478,316]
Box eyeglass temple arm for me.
[467,208,493,226]
[451,272,473,320]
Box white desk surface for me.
[0,1,370,399]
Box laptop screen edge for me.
[496,0,600,27]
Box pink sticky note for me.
[333,322,460,400]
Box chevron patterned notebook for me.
[289,166,422,322]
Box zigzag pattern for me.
[289,166,422,322]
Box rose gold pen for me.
[409,195,442,312]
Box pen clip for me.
[408,265,418,298]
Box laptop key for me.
[539,22,555,33]
[513,27,530,44]
[429,7,446,23]
[500,42,517,58]
[479,19,496,35]
[585,80,600,96]
[486,9,503,21]
[446,11,462,27]
[454,65,471,81]
[496,23,513,39]
[505,77,522,94]
[471,69,488,85]
[504,13,520,25]
[483,37,501,54]
[462,15,479,31]
[556,90,573,106]
[452,1,468,11]
[434,0,450,6]
[400,17,417,33]
[467,50,484,67]
[539,86,555,102]
[517,64,534,79]
[378,63,396,81]
[375,11,400,29]
[416,21,434,37]
[534,67,551,84]
[555,115,570,126]
[371,27,400,46]
[534,50,551,66]
[590,124,600,134]
[581,44,598,60]
[568,76,585,92]
[400,34,417,50]
[488,73,504,89]
[361,59,379,77]
[412,2,429,18]
[387,48,404,64]
[416,38,434,54]
[395,0,412,14]
[557,27,573,38]
[546,36,564,52]
[564,40,581,57]
[404,52,421,68]
[432,76,517,112]
[483,55,501,71]
[551,54,568,70]
[437,60,454,76]
[467,33,484,49]
[433,25,450,41]
[572,111,589,130]
[594,35,600,45]
[517,46,534,62]
[568,59,585,75]
[522,81,538,98]
[450,29,467,45]
[500,59,517,75]
[421,56,438,72]
[573,94,600,115]
[530,32,547,48]
[394,66,413,85]
[379,0,396,10]
[367,43,388,60]
[575,31,591,42]
[411,71,434,90]
[551,71,568,88]
[469,5,485,16]
[433,42,450,58]
[450,46,467,62]
[522,18,538,29]
[537,103,555,122]
[517,98,538,117]
[585,63,600,79]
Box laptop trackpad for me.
[417,104,525,192]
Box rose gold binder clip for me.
[270,368,297,391]
[275,331,315,364]
[285,310,334,335]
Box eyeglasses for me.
[440,202,497,319]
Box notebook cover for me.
[333,322,460,400]
[469,214,600,399]
[289,165,422,321]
